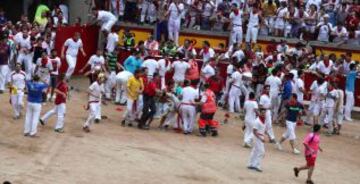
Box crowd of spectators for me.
[107,0,360,44]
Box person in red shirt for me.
[39,74,68,133]
[138,72,161,130]
[345,11,359,38]
[206,70,224,102]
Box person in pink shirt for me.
[293,124,323,184]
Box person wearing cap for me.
[83,73,106,133]
[316,14,332,42]
[24,75,49,137]
[8,63,26,119]
[39,74,68,133]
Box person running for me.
[83,74,106,132]
[277,93,304,154]
[39,74,68,133]
[293,124,323,184]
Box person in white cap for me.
[83,73,106,133]
[316,14,332,42]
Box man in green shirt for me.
[105,48,122,100]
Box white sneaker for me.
[293,148,301,155]
[345,117,353,122]
[276,143,283,151]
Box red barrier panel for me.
[54,26,99,75]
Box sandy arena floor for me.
[0,77,359,184]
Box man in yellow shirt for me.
[261,0,277,35]
[122,69,144,126]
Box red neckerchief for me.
[203,47,209,54]
[328,86,334,91]
[41,57,48,68]
[262,91,269,96]
[288,99,297,106]
[234,9,239,16]
[324,59,330,67]
[259,116,265,124]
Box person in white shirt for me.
[229,3,243,45]
[15,28,33,80]
[142,57,159,79]
[157,55,171,90]
[199,41,215,63]
[80,50,106,83]
[334,84,344,135]
[324,82,338,135]
[295,70,305,103]
[317,14,332,42]
[49,49,61,101]
[228,65,243,113]
[243,92,258,147]
[83,74,105,132]
[140,0,157,24]
[106,30,119,53]
[166,0,184,45]
[115,69,133,105]
[248,108,266,172]
[265,69,282,121]
[274,1,288,37]
[171,56,190,85]
[245,6,261,46]
[92,8,118,34]
[179,80,199,134]
[8,63,26,119]
[331,23,348,43]
[308,78,327,125]
[35,52,53,86]
[201,60,216,81]
[316,55,333,75]
[61,32,87,80]
[260,85,277,142]
[232,48,245,62]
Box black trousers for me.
[139,94,156,126]
[124,2,137,22]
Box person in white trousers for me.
[243,92,258,147]
[14,28,33,80]
[8,64,26,119]
[0,35,10,93]
[245,6,261,47]
[166,0,184,45]
[248,108,266,172]
[24,75,48,137]
[92,8,118,35]
[344,63,358,121]
[265,69,282,123]
[83,74,105,132]
[229,3,243,46]
[228,65,243,113]
[115,70,133,105]
[179,80,199,134]
[259,85,276,143]
[40,74,68,133]
[61,32,86,80]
